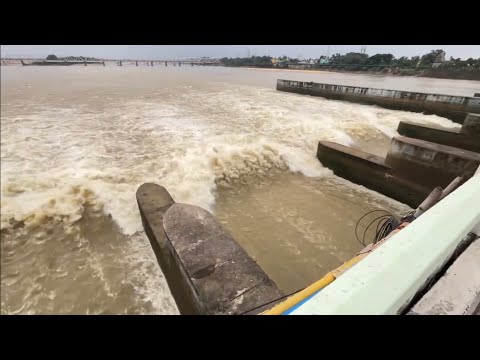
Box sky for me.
[1,45,479,60]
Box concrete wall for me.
[316,141,429,207]
[385,136,480,190]
[136,183,284,315]
[397,121,480,152]
[277,79,480,123]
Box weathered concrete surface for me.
[136,183,175,271]
[317,141,430,207]
[409,239,480,315]
[385,136,480,191]
[136,183,196,313]
[460,113,480,137]
[277,80,480,123]
[163,203,284,315]
[137,184,284,314]
[397,121,480,152]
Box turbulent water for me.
[1,65,474,314]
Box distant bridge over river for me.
[1,57,222,67]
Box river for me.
[1,65,476,314]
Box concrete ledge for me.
[397,121,480,152]
[460,113,480,137]
[317,141,429,207]
[409,238,480,315]
[277,80,480,124]
[163,203,284,314]
[386,136,480,190]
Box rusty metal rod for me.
[439,176,463,201]
[414,186,443,218]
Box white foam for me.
[0,81,461,236]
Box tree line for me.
[220,49,480,69]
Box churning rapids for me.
[1,65,475,314]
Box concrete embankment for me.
[136,183,284,315]
[277,79,480,123]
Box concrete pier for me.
[397,121,480,152]
[317,135,480,207]
[317,141,429,207]
[136,183,284,315]
[460,113,480,137]
[277,79,480,123]
[385,136,480,191]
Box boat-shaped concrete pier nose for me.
[163,203,284,314]
[136,183,284,314]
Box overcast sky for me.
[2,45,479,60]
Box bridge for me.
[108,58,221,66]
[1,57,222,67]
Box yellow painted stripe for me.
[261,255,365,315]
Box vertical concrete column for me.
[460,113,480,137]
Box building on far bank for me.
[289,61,314,70]
[432,50,446,68]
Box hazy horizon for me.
[2,45,480,60]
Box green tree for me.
[342,52,368,64]
[366,53,394,65]
[420,49,445,66]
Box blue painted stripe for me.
[281,290,323,315]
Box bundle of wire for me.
[355,210,400,246]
